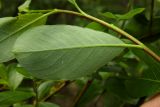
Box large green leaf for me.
[0,13,47,62]
[0,91,33,105]
[0,17,16,26]
[13,25,125,80]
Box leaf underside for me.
[14,25,125,80]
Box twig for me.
[28,9,160,62]
[72,79,94,107]
[94,90,106,107]
[41,80,71,101]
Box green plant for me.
[0,0,160,107]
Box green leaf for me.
[18,0,32,12]
[0,17,16,26]
[86,22,106,31]
[0,13,47,62]
[38,102,59,107]
[8,68,24,90]
[125,78,160,98]
[0,79,8,85]
[14,104,33,107]
[13,25,125,80]
[103,8,145,20]
[16,66,33,79]
[0,91,33,105]
[0,63,7,80]
[116,8,145,20]
[105,78,133,101]
[104,92,124,107]
[38,81,55,100]
[131,45,160,80]
[102,12,117,19]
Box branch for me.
[28,9,160,62]
[72,79,93,107]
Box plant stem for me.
[72,79,93,107]
[33,80,38,107]
[29,9,160,62]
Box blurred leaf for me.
[131,45,160,80]
[0,17,16,26]
[116,8,145,20]
[105,77,133,101]
[18,0,32,12]
[103,8,145,20]
[0,13,47,62]
[13,25,125,80]
[38,81,55,100]
[104,92,124,107]
[0,79,8,85]
[0,63,7,80]
[14,104,33,107]
[0,91,33,105]
[125,78,160,98]
[8,68,24,90]
[102,12,117,19]
[124,16,148,39]
[16,66,33,79]
[86,22,106,31]
[38,102,59,107]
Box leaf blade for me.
[13,25,125,80]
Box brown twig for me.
[72,79,94,107]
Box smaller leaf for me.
[16,66,33,79]
[38,81,55,100]
[0,64,7,80]
[0,91,33,105]
[38,102,59,107]
[105,78,133,101]
[125,78,160,98]
[116,8,145,20]
[14,104,33,107]
[86,22,106,31]
[104,92,124,107]
[103,8,145,20]
[18,0,32,12]
[102,12,117,19]
[0,79,8,85]
[8,68,24,90]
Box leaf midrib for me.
[13,44,142,53]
